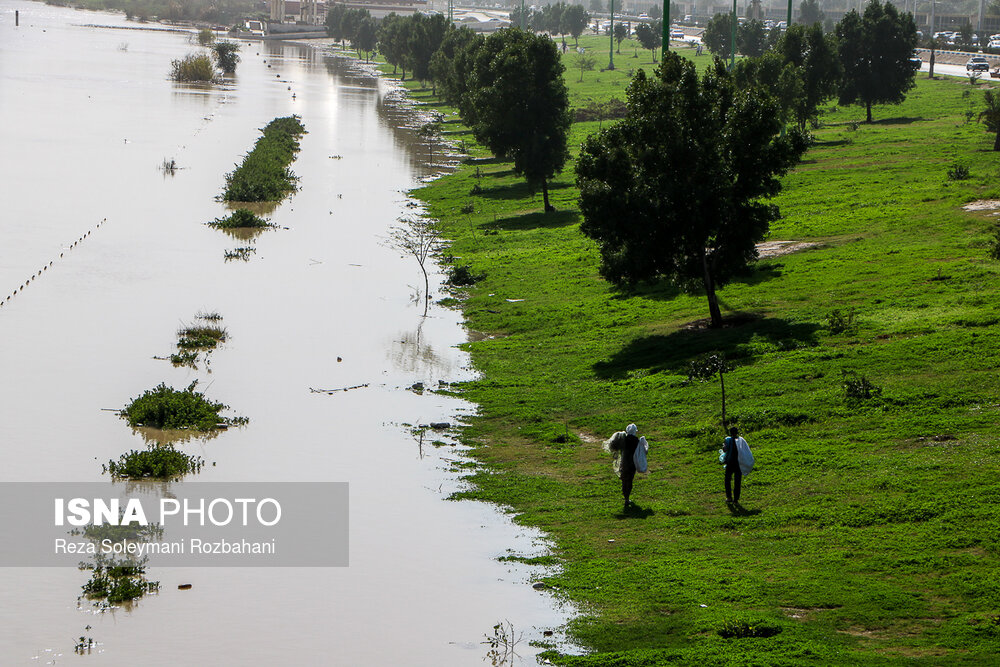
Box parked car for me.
[967,56,990,71]
[670,29,685,39]
[989,39,1000,49]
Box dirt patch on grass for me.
[757,240,821,258]
[962,200,1000,211]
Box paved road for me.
[919,61,996,79]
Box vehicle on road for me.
[967,56,990,71]
[670,29,685,39]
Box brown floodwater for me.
[0,2,573,663]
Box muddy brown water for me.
[0,3,573,663]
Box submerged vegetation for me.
[104,446,204,478]
[169,53,214,82]
[121,381,243,430]
[207,208,273,230]
[80,555,159,604]
[222,116,306,203]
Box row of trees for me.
[705,1,918,124]
[510,2,590,45]
[577,0,920,326]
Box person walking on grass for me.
[604,423,641,509]
[722,426,753,505]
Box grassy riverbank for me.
[369,36,1000,663]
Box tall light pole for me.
[730,0,737,70]
[663,0,670,53]
[787,0,792,27]
[520,0,525,29]
[609,0,615,70]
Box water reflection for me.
[389,321,456,379]
[129,425,222,447]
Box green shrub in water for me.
[222,116,306,202]
[105,446,204,478]
[122,382,233,430]
[170,54,214,82]
[208,208,272,229]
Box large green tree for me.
[836,0,918,123]
[738,19,768,57]
[429,27,483,107]
[777,23,841,128]
[703,12,734,59]
[798,0,824,26]
[464,29,571,212]
[407,13,450,84]
[562,4,591,46]
[636,20,662,61]
[979,89,1000,151]
[376,13,410,78]
[576,53,808,327]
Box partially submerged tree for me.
[387,217,443,317]
[464,29,571,213]
[836,0,918,123]
[212,41,240,75]
[576,53,808,327]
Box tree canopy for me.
[798,0,824,26]
[465,29,571,212]
[836,0,918,123]
[776,23,841,128]
[576,53,808,327]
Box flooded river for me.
[0,2,571,663]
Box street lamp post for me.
[730,0,737,69]
[663,0,670,53]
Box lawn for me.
[370,40,1000,663]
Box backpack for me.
[633,436,648,473]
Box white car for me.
[670,29,685,39]
[989,39,1000,49]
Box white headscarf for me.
[626,424,637,436]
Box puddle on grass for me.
[0,3,576,664]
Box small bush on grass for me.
[121,382,241,430]
[947,163,970,180]
[827,308,857,334]
[717,618,782,639]
[446,264,486,286]
[170,54,214,82]
[104,446,204,478]
[842,370,883,403]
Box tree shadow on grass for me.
[593,316,820,380]
[482,210,579,231]
[608,263,782,304]
[872,116,924,125]
[813,138,853,147]
[477,180,572,202]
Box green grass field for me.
[373,39,1000,663]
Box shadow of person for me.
[728,502,761,517]
[615,503,655,520]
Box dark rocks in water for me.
[531,582,547,590]
[408,382,424,393]
[178,583,192,590]
[429,422,450,430]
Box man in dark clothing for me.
[723,426,742,505]
[620,424,640,508]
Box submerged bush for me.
[82,557,159,604]
[208,208,272,229]
[176,324,228,350]
[170,54,214,82]
[105,446,204,478]
[121,382,236,430]
[222,116,306,202]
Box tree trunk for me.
[421,264,429,317]
[541,178,552,212]
[994,130,1000,151]
[719,370,727,428]
[929,47,936,78]
[701,252,723,327]
[866,101,872,123]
